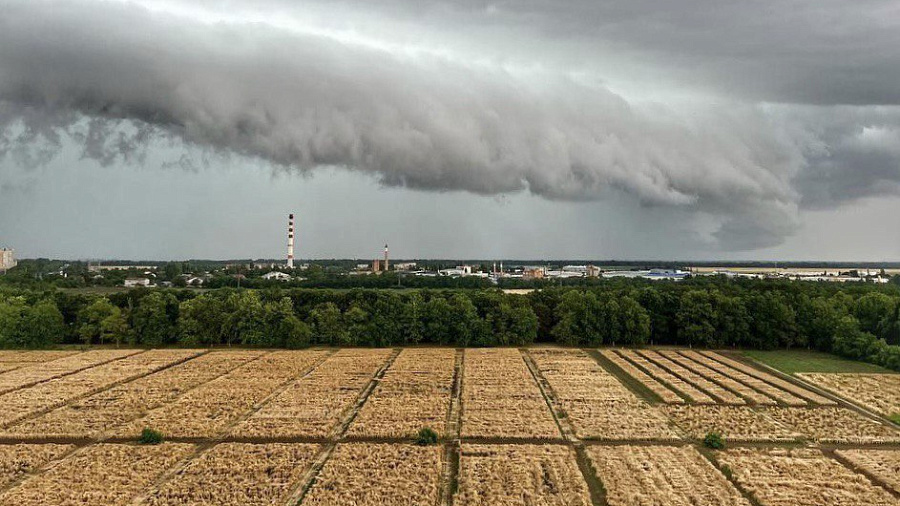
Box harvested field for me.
[0,443,75,489]
[797,373,900,418]
[140,443,319,505]
[0,443,195,505]
[461,349,560,439]
[0,351,81,363]
[455,444,590,505]
[701,351,836,405]
[5,350,261,438]
[679,350,807,406]
[302,443,443,505]
[530,349,678,440]
[835,449,900,494]
[347,348,455,438]
[663,405,799,442]
[0,349,139,395]
[0,350,201,428]
[763,407,900,444]
[586,445,749,506]
[718,447,900,506]
[639,350,745,405]
[598,349,685,403]
[117,350,327,438]
[233,349,391,438]
[659,350,777,405]
[617,349,716,403]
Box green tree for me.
[309,302,346,345]
[854,293,896,335]
[617,296,651,346]
[676,291,716,348]
[19,299,66,348]
[78,297,118,345]
[131,292,179,346]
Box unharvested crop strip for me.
[0,349,141,396]
[680,351,807,406]
[763,406,900,444]
[659,350,777,406]
[662,405,800,442]
[699,351,836,405]
[796,373,900,418]
[616,349,715,403]
[520,349,573,441]
[638,350,745,405]
[0,350,202,429]
[438,349,464,506]
[596,349,685,404]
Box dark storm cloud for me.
[0,0,898,251]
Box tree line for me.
[2,277,900,370]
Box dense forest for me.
[2,277,900,371]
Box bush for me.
[720,464,733,480]
[139,427,164,445]
[703,431,725,449]
[415,426,439,446]
[889,413,900,426]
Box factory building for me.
[0,248,16,273]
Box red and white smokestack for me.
[287,213,295,268]
[383,243,389,271]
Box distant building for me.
[89,264,157,272]
[373,259,381,272]
[124,278,152,287]
[523,267,545,280]
[262,271,292,281]
[0,248,16,273]
[394,262,417,271]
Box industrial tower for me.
[287,214,295,268]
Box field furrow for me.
[835,449,900,494]
[0,350,140,395]
[679,351,807,406]
[598,349,685,403]
[796,373,900,417]
[617,349,716,404]
[700,352,836,405]
[659,350,777,405]
[638,350,745,405]
[0,444,75,490]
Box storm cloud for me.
[1,0,899,251]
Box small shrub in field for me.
[139,428,164,445]
[720,463,734,480]
[415,427,439,446]
[889,413,900,425]
[703,431,725,449]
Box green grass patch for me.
[743,349,895,374]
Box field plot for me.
[461,349,559,439]
[615,349,716,403]
[638,350,745,405]
[0,351,81,363]
[530,349,678,440]
[139,443,318,505]
[347,348,455,438]
[835,449,900,494]
[0,442,195,505]
[718,447,900,506]
[797,373,900,418]
[763,407,900,444]
[586,445,748,506]
[680,350,807,406]
[659,350,777,405]
[302,443,443,505]
[0,349,139,395]
[117,350,327,438]
[455,444,590,505]
[0,350,200,428]
[663,405,799,441]
[701,351,837,405]
[598,349,685,403]
[233,349,391,438]
[5,351,261,439]
[0,443,74,489]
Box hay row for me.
[717,447,900,506]
[586,445,749,506]
[455,444,591,505]
[0,444,75,490]
[835,449,900,494]
[231,349,392,438]
[797,373,900,418]
[139,443,319,505]
[117,350,328,438]
[598,349,685,404]
[0,349,140,395]
[0,350,200,429]
[530,349,678,440]
[302,443,443,506]
[679,351,807,406]
[699,351,836,405]
[347,348,455,438]
[0,443,196,505]
[659,350,777,405]
[617,349,716,404]
[461,349,559,439]
[638,350,745,405]
[5,351,260,439]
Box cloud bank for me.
[1,0,899,250]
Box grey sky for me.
[1,0,899,259]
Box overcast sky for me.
[1,0,899,260]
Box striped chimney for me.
[287,213,295,268]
